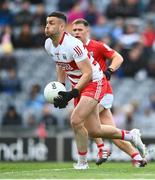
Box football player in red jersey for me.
[71,18,147,167]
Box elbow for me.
[116,53,124,66]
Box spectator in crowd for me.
[91,14,112,40]
[23,112,37,127]
[106,0,141,19]
[25,84,45,112]
[2,105,22,126]
[14,0,33,26]
[33,25,46,48]
[100,34,112,47]
[123,0,141,18]
[23,84,45,127]
[121,42,148,77]
[67,1,85,23]
[0,50,17,71]
[123,101,139,130]
[0,0,13,27]
[106,0,123,19]
[112,101,138,130]
[57,0,76,12]
[0,68,21,94]
[142,20,155,58]
[118,23,141,50]
[0,25,15,54]
[111,18,124,42]
[37,122,47,139]
[40,104,58,127]
[147,56,155,78]
[15,23,34,48]
[112,106,127,130]
[146,0,155,13]
[148,92,155,112]
[84,1,98,26]
[144,21,155,40]
[33,3,47,27]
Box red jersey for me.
[85,39,115,71]
[85,39,115,94]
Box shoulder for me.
[89,39,101,47]
[63,33,85,55]
[92,39,114,51]
[64,33,83,46]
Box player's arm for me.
[108,51,123,72]
[104,51,123,80]
[54,58,92,109]
[74,58,92,91]
[56,64,66,85]
[100,43,123,80]
[53,40,92,108]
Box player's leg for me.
[100,107,147,167]
[71,95,124,169]
[93,137,111,165]
[72,96,146,169]
[71,78,145,169]
[84,105,146,159]
[92,93,114,165]
[71,95,99,169]
[100,107,137,156]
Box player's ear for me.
[60,23,65,31]
[59,20,66,30]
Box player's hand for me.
[53,89,79,109]
[103,68,113,80]
[53,95,68,109]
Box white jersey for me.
[45,32,103,86]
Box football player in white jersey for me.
[44,11,146,170]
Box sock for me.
[131,152,143,161]
[78,151,87,163]
[97,143,104,151]
[121,130,132,141]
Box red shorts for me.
[74,77,108,107]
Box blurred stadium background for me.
[0,0,155,163]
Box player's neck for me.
[50,31,65,47]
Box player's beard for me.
[45,29,59,37]
[49,31,61,45]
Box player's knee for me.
[70,114,82,128]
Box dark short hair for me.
[48,11,67,23]
[72,18,89,27]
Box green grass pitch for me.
[0,162,155,179]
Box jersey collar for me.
[85,39,90,46]
[59,32,67,45]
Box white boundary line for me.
[0,167,75,174]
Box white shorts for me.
[99,93,114,109]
